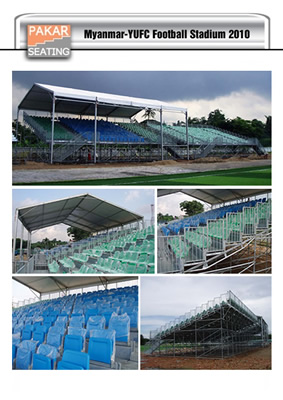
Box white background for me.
[0,2,282,400]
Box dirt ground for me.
[140,346,272,370]
[12,155,271,184]
[12,154,271,171]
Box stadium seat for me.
[64,334,84,352]
[16,347,32,370]
[108,313,130,343]
[36,344,59,369]
[57,350,90,370]
[88,329,115,365]
[32,354,52,370]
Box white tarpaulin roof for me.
[13,276,137,295]
[17,193,143,233]
[18,83,186,118]
[158,189,271,205]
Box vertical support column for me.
[27,231,31,258]
[19,223,24,261]
[160,107,164,161]
[12,209,19,273]
[15,107,20,142]
[185,110,189,160]
[220,306,224,358]
[94,99,98,164]
[50,94,56,164]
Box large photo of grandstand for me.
[12,276,138,370]
[140,276,271,370]
[12,71,271,186]
[157,189,271,274]
[12,189,155,274]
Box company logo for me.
[27,25,71,58]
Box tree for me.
[157,213,175,223]
[180,200,204,217]
[67,226,91,241]
[207,109,226,128]
[140,334,149,346]
[142,108,156,120]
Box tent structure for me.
[158,188,272,205]
[13,276,137,298]
[12,193,144,270]
[16,83,188,163]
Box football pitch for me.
[15,165,271,186]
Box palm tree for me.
[142,108,156,121]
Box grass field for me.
[14,165,271,186]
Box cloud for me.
[165,89,271,123]
[31,224,69,242]
[125,190,140,202]
[140,276,271,337]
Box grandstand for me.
[12,193,155,275]
[147,290,269,359]
[158,189,271,274]
[12,276,138,370]
[14,83,265,164]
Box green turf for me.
[14,165,271,186]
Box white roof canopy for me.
[13,276,137,295]
[17,193,143,233]
[158,189,271,205]
[18,83,187,118]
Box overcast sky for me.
[12,188,154,242]
[140,276,271,337]
[13,71,271,122]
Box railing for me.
[149,290,260,341]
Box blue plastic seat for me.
[46,331,62,349]
[88,329,115,365]
[16,347,32,369]
[32,354,52,370]
[12,344,17,367]
[22,328,33,341]
[109,313,130,343]
[33,330,45,344]
[64,334,83,352]
[37,344,59,369]
[57,350,89,370]
[86,316,106,338]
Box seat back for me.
[32,354,52,370]
[16,347,32,370]
[64,334,83,352]
[60,350,89,370]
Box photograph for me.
[140,276,271,370]
[157,189,271,274]
[12,71,271,186]
[12,276,139,370]
[12,188,155,274]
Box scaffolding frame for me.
[148,291,269,359]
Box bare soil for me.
[12,154,271,171]
[140,346,271,370]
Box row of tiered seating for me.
[119,122,159,143]
[60,118,145,143]
[161,198,271,260]
[47,225,155,274]
[29,116,77,141]
[12,285,138,370]
[162,198,269,236]
[162,124,251,146]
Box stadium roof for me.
[13,276,137,295]
[18,83,187,118]
[158,189,272,205]
[16,193,143,233]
